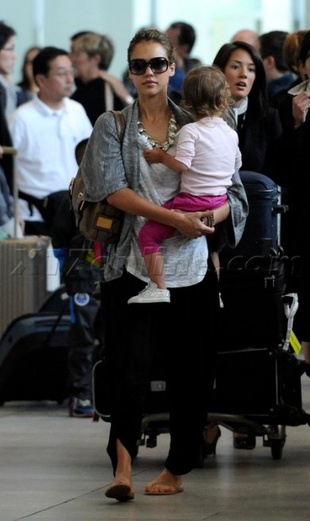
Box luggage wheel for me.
[140,413,170,448]
[263,425,286,459]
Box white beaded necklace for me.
[137,114,177,151]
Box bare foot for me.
[105,475,135,502]
[204,423,220,444]
[106,439,135,501]
[144,469,183,495]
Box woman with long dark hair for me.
[213,40,282,181]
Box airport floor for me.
[1,373,310,521]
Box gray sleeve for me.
[80,111,128,202]
[217,167,249,251]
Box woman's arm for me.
[292,91,310,129]
[214,168,249,251]
[107,187,217,239]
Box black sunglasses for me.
[129,57,170,75]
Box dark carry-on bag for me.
[223,171,286,258]
[219,171,288,351]
[219,256,286,350]
[93,345,170,424]
[210,346,305,424]
[0,311,71,405]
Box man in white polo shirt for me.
[8,46,92,236]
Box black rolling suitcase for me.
[93,345,169,422]
[219,171,288,350]
[211,346,305,424]
[0,311,71,405]
[223,170,286,258]
[218,255,286,350]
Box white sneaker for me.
[128,281,171,304]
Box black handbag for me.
[70,110,125,245]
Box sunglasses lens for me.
[129,57,169,75]
[129,59,147,74]
[150,57,169,72]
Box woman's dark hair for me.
[0,20,16,50]
[32,46,69,77]
[127,28,175,64]
[213,40,269,119]
[18,46,41,89]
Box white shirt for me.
[8,94,92,221]
[126,140,209,288]
[175,116,242,196]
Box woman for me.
[277,31,310,365]
[211,40,283,450]
[80,28,247,501]
[70,32,131,126]
[213,40,282,182]
[17,46,41,102]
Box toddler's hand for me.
[144,148,163,164]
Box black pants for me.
[67,293,101,400]
[102,268,219,475]
[25,220,50,236]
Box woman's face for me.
[70,48,98,82]
[0,36,17,76]
[128,41,175,97]
[223,48,256,103]
[24,48,40,83]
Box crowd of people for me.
[1,16,310,502]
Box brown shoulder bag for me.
[70,110,125,245]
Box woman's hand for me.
[170,202,230,239]
[173,210,215,238]
[292,92,310,128]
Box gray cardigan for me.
[80,100,248,281]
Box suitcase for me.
[0,236,50,337]
[223,171,286,258]
[219,171,287,350]
[210,346,304,424]
[218,256,286,350]
[93,345,170,424]
[0,311,71,405]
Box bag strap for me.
[105,81,114,111]
[18,190,48,214]
[114,110,125,139]
[110,110,126,142]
